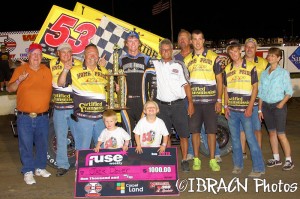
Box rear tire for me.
[199,115,232,157]
[216,115,232,156]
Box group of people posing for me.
[173,30,294,177]
[7,29,294,185]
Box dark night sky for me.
[1,0,299,42]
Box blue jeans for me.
[188,125,220,156]
[188,136,193,155]
[53,109,75,169]
[75,117,105,150]
[228,111,265,172]
[17,114,49,174]
[240,106,261,131]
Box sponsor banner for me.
[73,2,163,58]
[34,5,100,61]
[0,31,38,61]
[75,147,179,198]
[288,46,300,70]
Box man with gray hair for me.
[50,42,82,177]
[7,43,52,185]
[151,38,194,172]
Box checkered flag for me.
[91,16,129,69]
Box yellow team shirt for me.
[224,59,258,112]
[184,49,222,104]
[66,64,108,120]
[246,56,268,105]
[50,58,82,109]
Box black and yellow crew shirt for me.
[66,64,108,120]
[184,49,222,104]
[223,59,258,112]
[245,56,268,105]
[50,58,82,110]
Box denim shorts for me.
[262,101,287,134]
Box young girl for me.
[94,110,131,152]
[258,47,294,171]
[133,100,169,154]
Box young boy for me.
[224,42,265,177]
[94,110,131,152]
[133,100,169,154]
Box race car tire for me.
[199,114,232,157]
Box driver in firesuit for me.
[119,31,153,146]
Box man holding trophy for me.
[118,31,153,146]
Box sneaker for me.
[282,160,294,171]
[243,153,247,159]
[209,159,220,171]
[232,167,242,174]
[187,154,194,161]
[24,171,36,185]
[248,171,265,178]
[56,168,69,177]
[266,159,282,167]
[35,168,51,177]
[192,157,201,171]
[215,155,222,163]
[181,160,190,172]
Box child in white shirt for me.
[94,110,131,152]
[133,100,169,154]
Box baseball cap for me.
[245,38,257,46]
[29,43,42,52]
[226,41,241,52]
[126,31,139,40]
[57,42,72,51]
[226,40,241,47]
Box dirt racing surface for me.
[0,99,299,199]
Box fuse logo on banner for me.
[86,151,126,166]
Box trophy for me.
[106,44,127,110]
